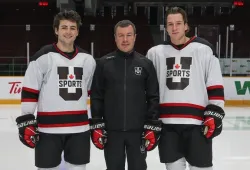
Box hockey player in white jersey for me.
[15,10,96,170]
[146,7,225,170]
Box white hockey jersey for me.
[146,37,224,125]
[21,43,96,134]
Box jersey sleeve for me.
[204,47,225,109]
[146,47,160,79]
[146,47,156,67]
[21,49,48,116]
[84,55,96,96]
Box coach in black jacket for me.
[90,20,162,170]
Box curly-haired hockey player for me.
[15,10,96,170]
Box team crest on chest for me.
[57,66,83,101]
[134,67,142,75]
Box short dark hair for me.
[114,20,136,35]
[165,7,189,33]
[53,10,82,31]
[165,7,188,24]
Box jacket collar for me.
[116,49,134,58]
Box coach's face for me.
[115,25,136,52]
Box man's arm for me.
[141,58,161,151]
[17,49,47,148]
[84,55,96,96]
[21,52,46,115]
[146,48,157,72]
[203,46,225,139]
[145,60,160,120]
[206,51,225,109]
[89,58,107,150]
[90,58,105,119]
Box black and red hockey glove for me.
[16,114,39,148]
[202,104,225,139]
[141,120,162,151]
[89,118,107,150]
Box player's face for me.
[55,20,79,46]
[166,13,188,43]
[115,25,136,53]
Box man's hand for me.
[89,118,107,150]
[16,114,39,148]
[142,120,162,151]
[202,104,225,139]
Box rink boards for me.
[0,76,249,106]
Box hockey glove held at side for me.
[202,104,225,139]
[16,114,39,148]
[142,120,162,151]
[89,118,107,150]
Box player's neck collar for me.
[170,36,196,50]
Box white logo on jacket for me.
[134,67,142,75]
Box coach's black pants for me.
[104,131,147,170]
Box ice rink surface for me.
[0,105,250,170]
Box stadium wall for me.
[0,77,249,106]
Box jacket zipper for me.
[123,58,127,131]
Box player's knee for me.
[65,161,86,170]
[165,157,186,170]
[190,166,213,170]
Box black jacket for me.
[90,49,159,131]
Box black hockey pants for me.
[104,131,147,170]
